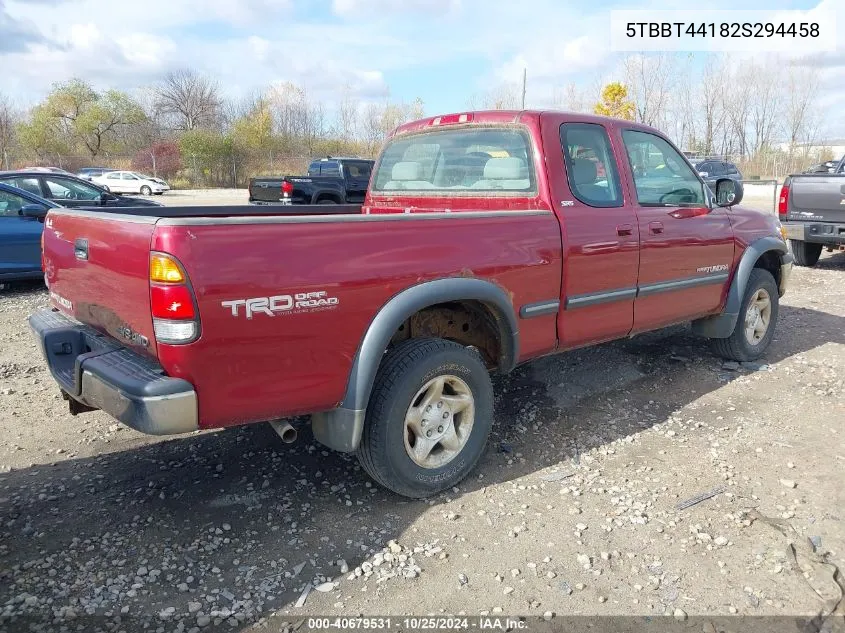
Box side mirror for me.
[100,192,114,204]
[20,203,48,219]
[715,178,743,207]
[698,171,709,178]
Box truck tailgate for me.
[249,178,284,203]
[43,210,159,358]
[790,175,845,223]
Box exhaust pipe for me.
[270,420,298,444]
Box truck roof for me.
[391,109,663,138]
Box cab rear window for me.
[372,127,536,195]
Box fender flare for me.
[691,236,789,339]
[311,278,519,453]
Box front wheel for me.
[356,338,494,498]
[789,240,822,267]
[711,268,779,362]
[140,185,152,196]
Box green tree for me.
[41,79,146,158]
[231,97,274,153]
[593,82,636,121]
[16,105,69,159]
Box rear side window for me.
[372,127,535,194]
[8,177,42,196]
[320,162,341,177]
[560,123,623,208]
[343,161,372,179]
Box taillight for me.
[778,182,789,217]
[149,252,199,344]
[281,180,293,196]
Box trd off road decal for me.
[221,291,339,319]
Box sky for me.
[2,0,844,137]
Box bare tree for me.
[700,57,728,155]
[782,64,820,158]
[467,83,521,110]
[336,85,359,143]
[0,92,17,169]
[623,53,676,128]
[747,59,781,154]
[552,81,601,113]
[154,69,222,132]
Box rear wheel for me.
[140,185,152,196]
[711,268,779,362]
[356,338,494,498]
[789,239,822,267]
[317,198,338,205]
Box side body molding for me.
[691,236,789,339]
[311,278,520,453]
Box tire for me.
[789,240,822,267]
[140,185,152,196]
[356,338,494,498]
[711,268,779,362]
[317,198,338,205]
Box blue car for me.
[0,182,59,282]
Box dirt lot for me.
[0,193,843,632]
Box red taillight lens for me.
[149,252,199,344]
[150,284,196,319]
[281,181,294,195]
[778,183,789,217]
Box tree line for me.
[472,53,830,179]
[0,69,425,187]
[0,54,831,186]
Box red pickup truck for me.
[30,110,793,498]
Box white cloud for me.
[331,0,462,18]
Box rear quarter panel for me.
[153,212,562,429]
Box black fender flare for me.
[311,278,519,452]
[691,236,789,339]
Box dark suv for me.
[694,160,743,192]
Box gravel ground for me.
[1,237,843,632]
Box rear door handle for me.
[649,221,664,235]
[616,224,633,236]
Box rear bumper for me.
[248,198,292,206]
[28,309,198,436]
[783,220,845,245]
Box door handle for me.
[74,238,89,260]
[649,221,664,235]
[616,224,633,237]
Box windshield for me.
[372,127,535,194]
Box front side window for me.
[622,130,706,207]
[372,127,535,194]
[121,173,138,180]
[560,123,623,208]
[44,177,101,201]
[320,162,341,177]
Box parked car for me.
[29,110,792,498]
[0,183,59,281]
[780,154,845,266]
[77,167,116,181]
[91,170,169,195]
[248,157,374,205]
[0,171,164,209]
[694,160,743,191]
